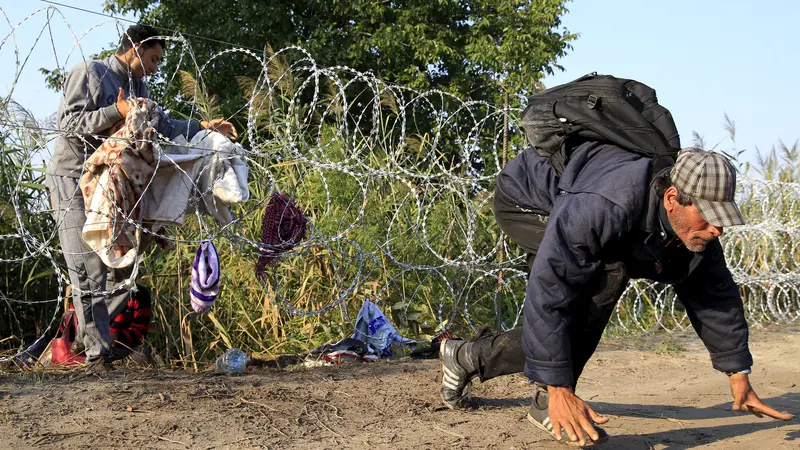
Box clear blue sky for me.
[542,0,800,167]
[2,1,798,168]
[0,1,135,119]
[0,1,136,159]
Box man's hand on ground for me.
[729,373,793,421]
[116,88,131,118]
[202,118,238,140]
[547,385,609,446]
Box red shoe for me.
[323,350,359,363]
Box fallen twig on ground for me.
[152,435,189,447]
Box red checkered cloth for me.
[110,288,152,349]
[255,192,307,279]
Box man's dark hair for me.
[654,169,694,206]
[117,24,166,54]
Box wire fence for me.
[1,6,799,362]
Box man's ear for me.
[663,186,679,213]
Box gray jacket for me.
[49,56,201,178]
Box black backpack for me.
[520,72,682,175]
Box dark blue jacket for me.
[496,142,752,387]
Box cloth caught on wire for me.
[190,240,220,314]
[183,129,250,225]
[255,192,307,279]
[80,98,160,269]
[148,129,250,228]
[79,98,250,269]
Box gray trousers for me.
[48,175,133,362]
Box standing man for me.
[48,24,236,371]
[439,143,793,446]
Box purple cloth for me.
[191,240,220,313]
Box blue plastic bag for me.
[351,299,416,357]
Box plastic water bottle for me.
[215,348,247,374]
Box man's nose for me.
[709,224,723,237]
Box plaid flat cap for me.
[670,148,745,227]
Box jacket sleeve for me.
[59,63,123,135]
[673,239,752,373]
[523,192,628,387]
[156,111,202,142]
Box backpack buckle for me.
[587,94,600,109]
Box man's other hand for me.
[202,118,238,140]
[548,385,609,446]
[730,373,793,420]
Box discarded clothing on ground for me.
[409,329,455,359]
[309,337,379,363]
[305,299,417,364]
[351,299,417,357]
[110,285,153,353]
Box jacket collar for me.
[641,168,669,236]
[106,55,129,79]
[658,201,677,237]
[641,167,685,248]
[640,168,707,274]
[104,55,144,89]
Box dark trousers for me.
[471,190,630,387]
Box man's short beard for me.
[682,236,715,253]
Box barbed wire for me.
[1,6,798,363]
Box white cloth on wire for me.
[186,130,250,225]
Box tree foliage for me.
[103,0,576,113]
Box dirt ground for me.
[1,325,799,450]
